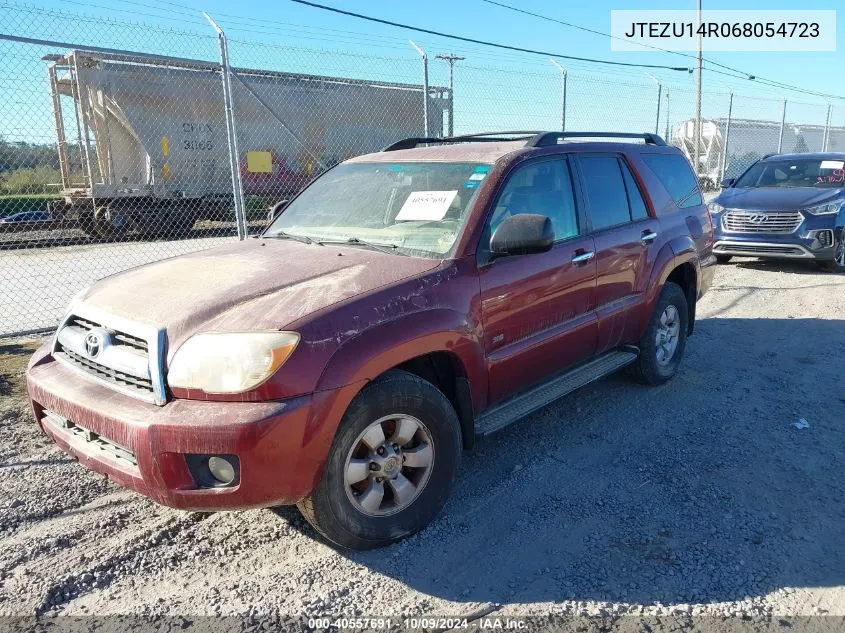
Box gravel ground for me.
[1,259,844,629]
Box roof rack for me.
[528,132,667,147]
[382,131,542,152]
[381,130,667,152]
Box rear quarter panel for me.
[625,149,716,338]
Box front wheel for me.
[816,228,845,273]
[297,370,461,549]
[629,282,689,386]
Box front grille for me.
[59,347,154,393]
[53,311,163,404]
[719,244,804,255]
[722,210,803,234]
[41,408,138,469]
[69,316,148,352]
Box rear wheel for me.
[629,282,689,386]
[297,370,461,549]
[715,254,732,264]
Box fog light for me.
[208,456,236,485]
[817,229,834,248]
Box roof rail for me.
[382,130,543,152]
[528,132,667,147]
[381,137,444,152]
[382,130,668,152]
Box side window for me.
[578,155,630,230]
[619,160,650,220]
[641,153,703,209]
[488,158,578,242]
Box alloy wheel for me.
[343,414,435,517]
[655,304,681,366]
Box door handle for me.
[641,230,658,245]
[571,250,595,264]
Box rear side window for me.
[642,153,703,209]
[619,161,650,220]
[578,155,630,231]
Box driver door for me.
[478,156,598,404]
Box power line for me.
[287,0,693,72]
[480,0,845,102]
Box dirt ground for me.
[1,259,844,630]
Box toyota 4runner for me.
[26,131,715,549]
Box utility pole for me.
[436,53,464,137]
[694,0,703,182]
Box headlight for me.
[707,202,725,214]
[804,202,843,216]
[168,331,300,394]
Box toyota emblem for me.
[749,214,769,223]
[84,331,102,358]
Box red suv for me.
[26,131,715,549]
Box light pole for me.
[436,53,464,137]
[409,40,429,137]
[694,0,703,180]
[550,59,568,132]
[644,72,662,135]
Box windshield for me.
[735,158,845,189]
[264,162,489,257]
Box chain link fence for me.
[1,1,843,336]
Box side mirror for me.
[720,177,735,188]
[267,199,289,222]
[490,213,554,257]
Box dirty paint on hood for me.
[77,238,442,340]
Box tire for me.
[815,228,845,273]
[629,281,689,386]
[297,369,462,550]
[715,254,732,264]
[92,206,129,240]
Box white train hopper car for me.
[46,50,449,237]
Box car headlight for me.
[707,202,725,214]
[804,202,843,216]
[168,331,300,394]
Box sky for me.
[0,0,843,148]
[27,0,842,96]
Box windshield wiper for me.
[264,231,315,245]
[315,237,400,254]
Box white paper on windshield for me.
[396,190,458,221]
[820,160,844,170]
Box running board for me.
[474,349,639,438]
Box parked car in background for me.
[710,153,845,272]
[0,210,53,231]
[26,131,715,549]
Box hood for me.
[716,186,844,211]
[78,238,441,340]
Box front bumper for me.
[713,240,833,260]
[713,212,838,261]
[26,345,361,511]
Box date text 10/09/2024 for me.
[307,617,530,630]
